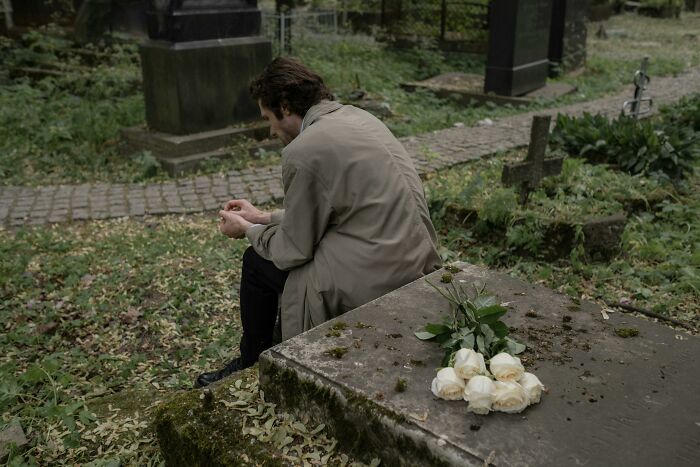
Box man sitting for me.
[195,58,441,388]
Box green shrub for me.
[661,93,700,133]
[550,113,699,179]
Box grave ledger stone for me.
[485,0,553,96]
[548,0,589,76]
[259,264,700,466]
[140,0,271,135]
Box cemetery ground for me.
[1,13,700,467]
[1,13,700,186]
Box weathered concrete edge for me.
[151,368,287,467]
[258,351,483,467]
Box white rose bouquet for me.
[430,350,546,414]
[419,271,545,415]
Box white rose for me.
[453,348,487,380]
[463,375,495,415]
[492,381,529,414]
[519,372,545,405]
[431,367,466,400]
[489,353,525,382]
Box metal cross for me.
[622,56,653,119]
[501,115,564,205]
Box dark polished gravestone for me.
[141,0,271,135]
[140,36,270,135]
[549,0,589,76]
[147,0,261,42]
[259,264,700,466]
[485,0,553,97]
[125,0,272,174]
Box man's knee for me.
[242,246,261,271]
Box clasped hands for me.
[218,199,271,239]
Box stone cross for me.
[622,56,653,119]
[501,115,564,205]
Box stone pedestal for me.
[141,37,271,135]
[485,0,553,97]
[549,0,589,77]
[124,0,273,174]
[11,0,76,26]
[147,0,261,42]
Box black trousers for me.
[239,247,289,365]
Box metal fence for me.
[379,0,489,42]
[261,9,340,54]
[261,0,489,53]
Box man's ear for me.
[280,102,292,117]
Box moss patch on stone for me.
[615,327,640,338]
[394,378,408,393]
[259,357,450,467]
[325,347,349,359]
[151,367,360,466]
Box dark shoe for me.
[194,357,248,388]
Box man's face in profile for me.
[259,101,302,146]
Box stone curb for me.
[2,67,699,228]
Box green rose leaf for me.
[476,305,507,324]
[490,320,509,338]
[506,337,527,354]
[425,323,451,336]
[460,333,475,350]
[476,335,486,354]
[414,331,436,340]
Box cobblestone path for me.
[2,67,700,228]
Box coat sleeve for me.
[246,163,332,271]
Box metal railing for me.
[1,0,13,30]
[262,9,340,54]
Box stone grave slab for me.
[401,73,576,108]
[259,263,700,466]
[120,122,269,176]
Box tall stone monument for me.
[484,0,553,97]
[140,0,272,135]
[548,0,589,77]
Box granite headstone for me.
[548,0,589,76]
[140,0,271,135]
[484,0,553,97]
[147,0,261,42]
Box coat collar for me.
[300,100,343,133]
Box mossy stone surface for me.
[258,263,700,466]
[150,368,287,467]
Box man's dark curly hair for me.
[249,57,334,119]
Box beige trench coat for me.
[246,101,441,340]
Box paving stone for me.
[129,204,146,216]
[72,210,89,220]
[47,214,68,223]
[27,217,48,226]
[110,208,128,217]
[259,263,700,467]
